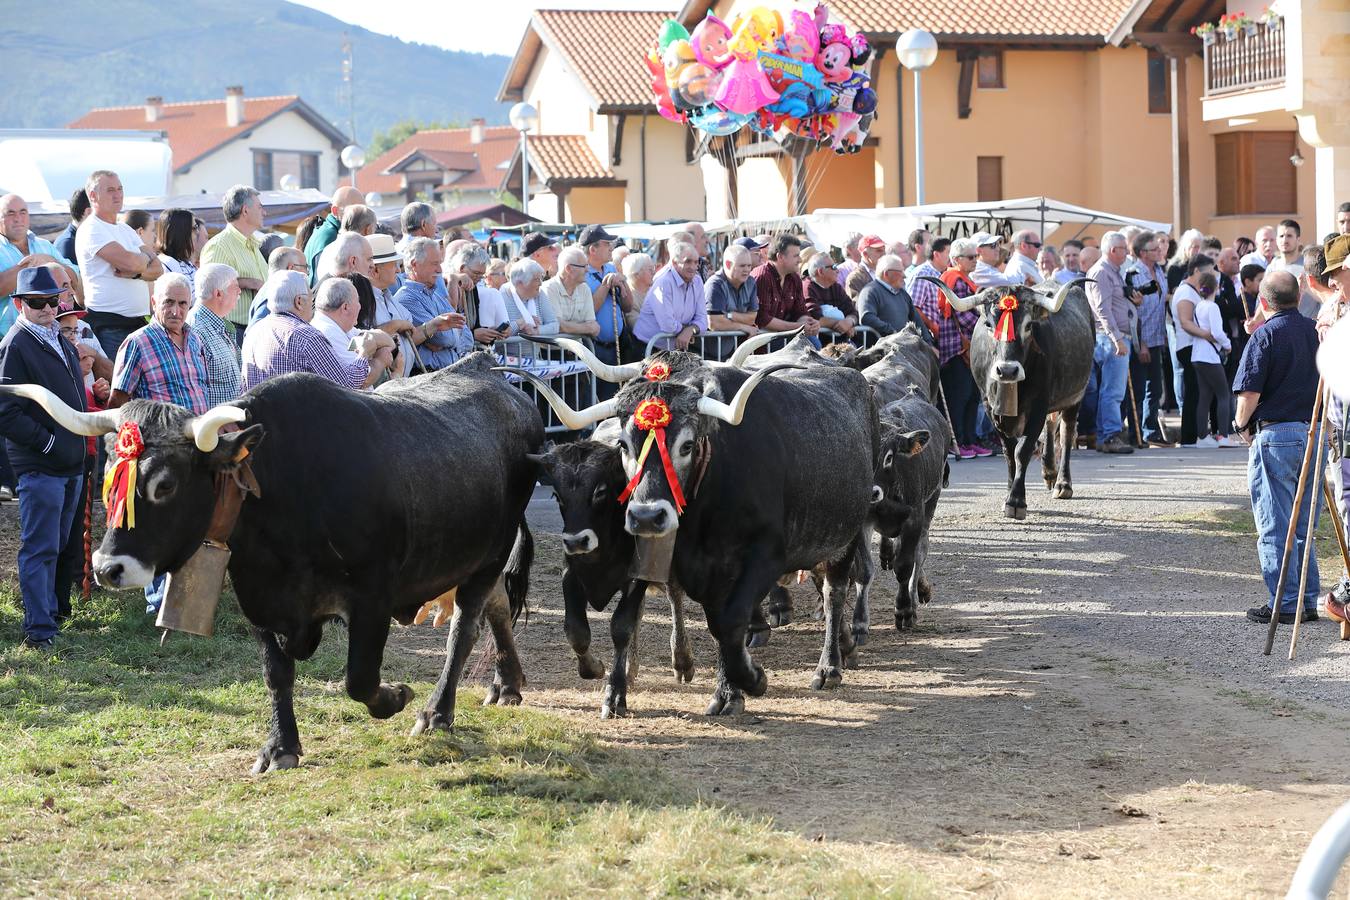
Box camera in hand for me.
[1124,271,1160,297]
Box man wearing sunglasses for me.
[0,267,89,651]
[1004,230,1044,287]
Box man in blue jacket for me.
[0,268,89,650]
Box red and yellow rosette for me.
[645,360,672,382]
[993,294,1018,343]
[617,397,688,514]
[102,421,144,529]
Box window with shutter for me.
[1213,132,1296,215]
[300,153,320,189]
[977,156,1003,201]
[253,151,274,191]
[977,52,1004,89]
[1147,51,1171,115]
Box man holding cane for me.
[1232,270,1322,625]
[1315,235,1350,623]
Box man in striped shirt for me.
[188,263,242,406]
[200,185,268,339]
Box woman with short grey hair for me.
[500,257,558,337]
[621,252,657,327]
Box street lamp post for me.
[897,29,939,205]
[509,102,539,216]
[340,143,366,192]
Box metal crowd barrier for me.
[494,335,598,436]
[646,324,881,359]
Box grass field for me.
[0,589,928,897]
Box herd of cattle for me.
[0,276,1095,772]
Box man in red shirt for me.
[752,234,819,337]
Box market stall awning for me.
[437,202,538,229]
[28,189,330,236]
[802,197,1172,248]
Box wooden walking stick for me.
[1264,382,1325,655]
[81,465,93,603]
[1322,478,1350,581]
[1290,412,1329,659]
[1126,371,1145,448]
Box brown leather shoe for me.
[1325,592,1348,624]
[1099,435,1135,454]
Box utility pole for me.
[342,34,355,147]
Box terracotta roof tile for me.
[533,9,677,107]
[356,126,519,197]
[68,95,313,171]
[821,0,1134,39]
[386,148,481,173]
[524,135,616,183]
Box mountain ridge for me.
[0,0,510,147]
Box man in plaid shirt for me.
[241,270,389,392]
[188,263,242,406]
[109,271,211,614]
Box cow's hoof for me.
[1003,504,1027,520]
[1043,476,1057,490]
[600,687,630,719]
[746,628,770,649]
[368,682,415,719]
[409,710,452,736]
[746,665,769,697]
[495,689,522,707]
[705,689,745,717]
[852,627,868,647]
[251,744,301,775]
[672,654,695,683]
[1055,484,1073,500]
[811,666,843,690]
[918,580,933,605]
[576,654,605,680]
[843,648,860,670]
[895,611,917,631]
[768,607,791,628]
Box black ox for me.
[3,353,542,772]
[511,342,879,716]
[920,277,1093,519]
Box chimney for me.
[469,118,486,145]
[144,96,163,123]
[225,86,245,127]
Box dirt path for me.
[396,446,1350,898]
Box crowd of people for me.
[2,168,1349,649]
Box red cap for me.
[859,234,886,250]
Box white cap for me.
[972,231,1001,247]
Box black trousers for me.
[940,356,978,446]
[1178,345,1198,445]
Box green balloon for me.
[658,18,690,49]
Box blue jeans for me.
[145,573,167,615]
[1093,333,1130,442]
[1249,422,1320,614]
[17,472,83,641]
[1131,346,1166,443]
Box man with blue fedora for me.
[0,267,88,650]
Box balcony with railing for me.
[1203,19,1286,98]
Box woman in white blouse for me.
[156,208,199,301]
[495,258,559,337]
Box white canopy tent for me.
[28,189,331,236]
[603,197,1171,249]
[0,129,172,204]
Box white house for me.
[68,87,349,197]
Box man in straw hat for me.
[0,268,89,650]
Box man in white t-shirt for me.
[75,170,162,359]
[1266,218,1305,279]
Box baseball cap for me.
[367,233,399,265]
[522,232,558,256]
[1323,234,1350,275]
[859,234,886,251]
[734,236,766,251]
[972,231,1001,247]
[578,224,617,247]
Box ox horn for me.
[494,367,618,430]
[916,275,981,312]
[184,405,248,452]
[1036,276,1094,314]
[725,327,804,368]
[696,363,804,426]
[0,383,119,436]
[524,335,644,383]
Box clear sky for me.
[289,0,679,56]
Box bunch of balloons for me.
[646,3,877,154]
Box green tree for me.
[367,118,463,158]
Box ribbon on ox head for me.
[616,396,688,515]
[993,294,1018,343]
[102,421,144,529]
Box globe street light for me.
[340,143,366,191]
[278,173,300,192]
[897,29,939,205]
[364,192,383,209]
[509,102,540,216]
